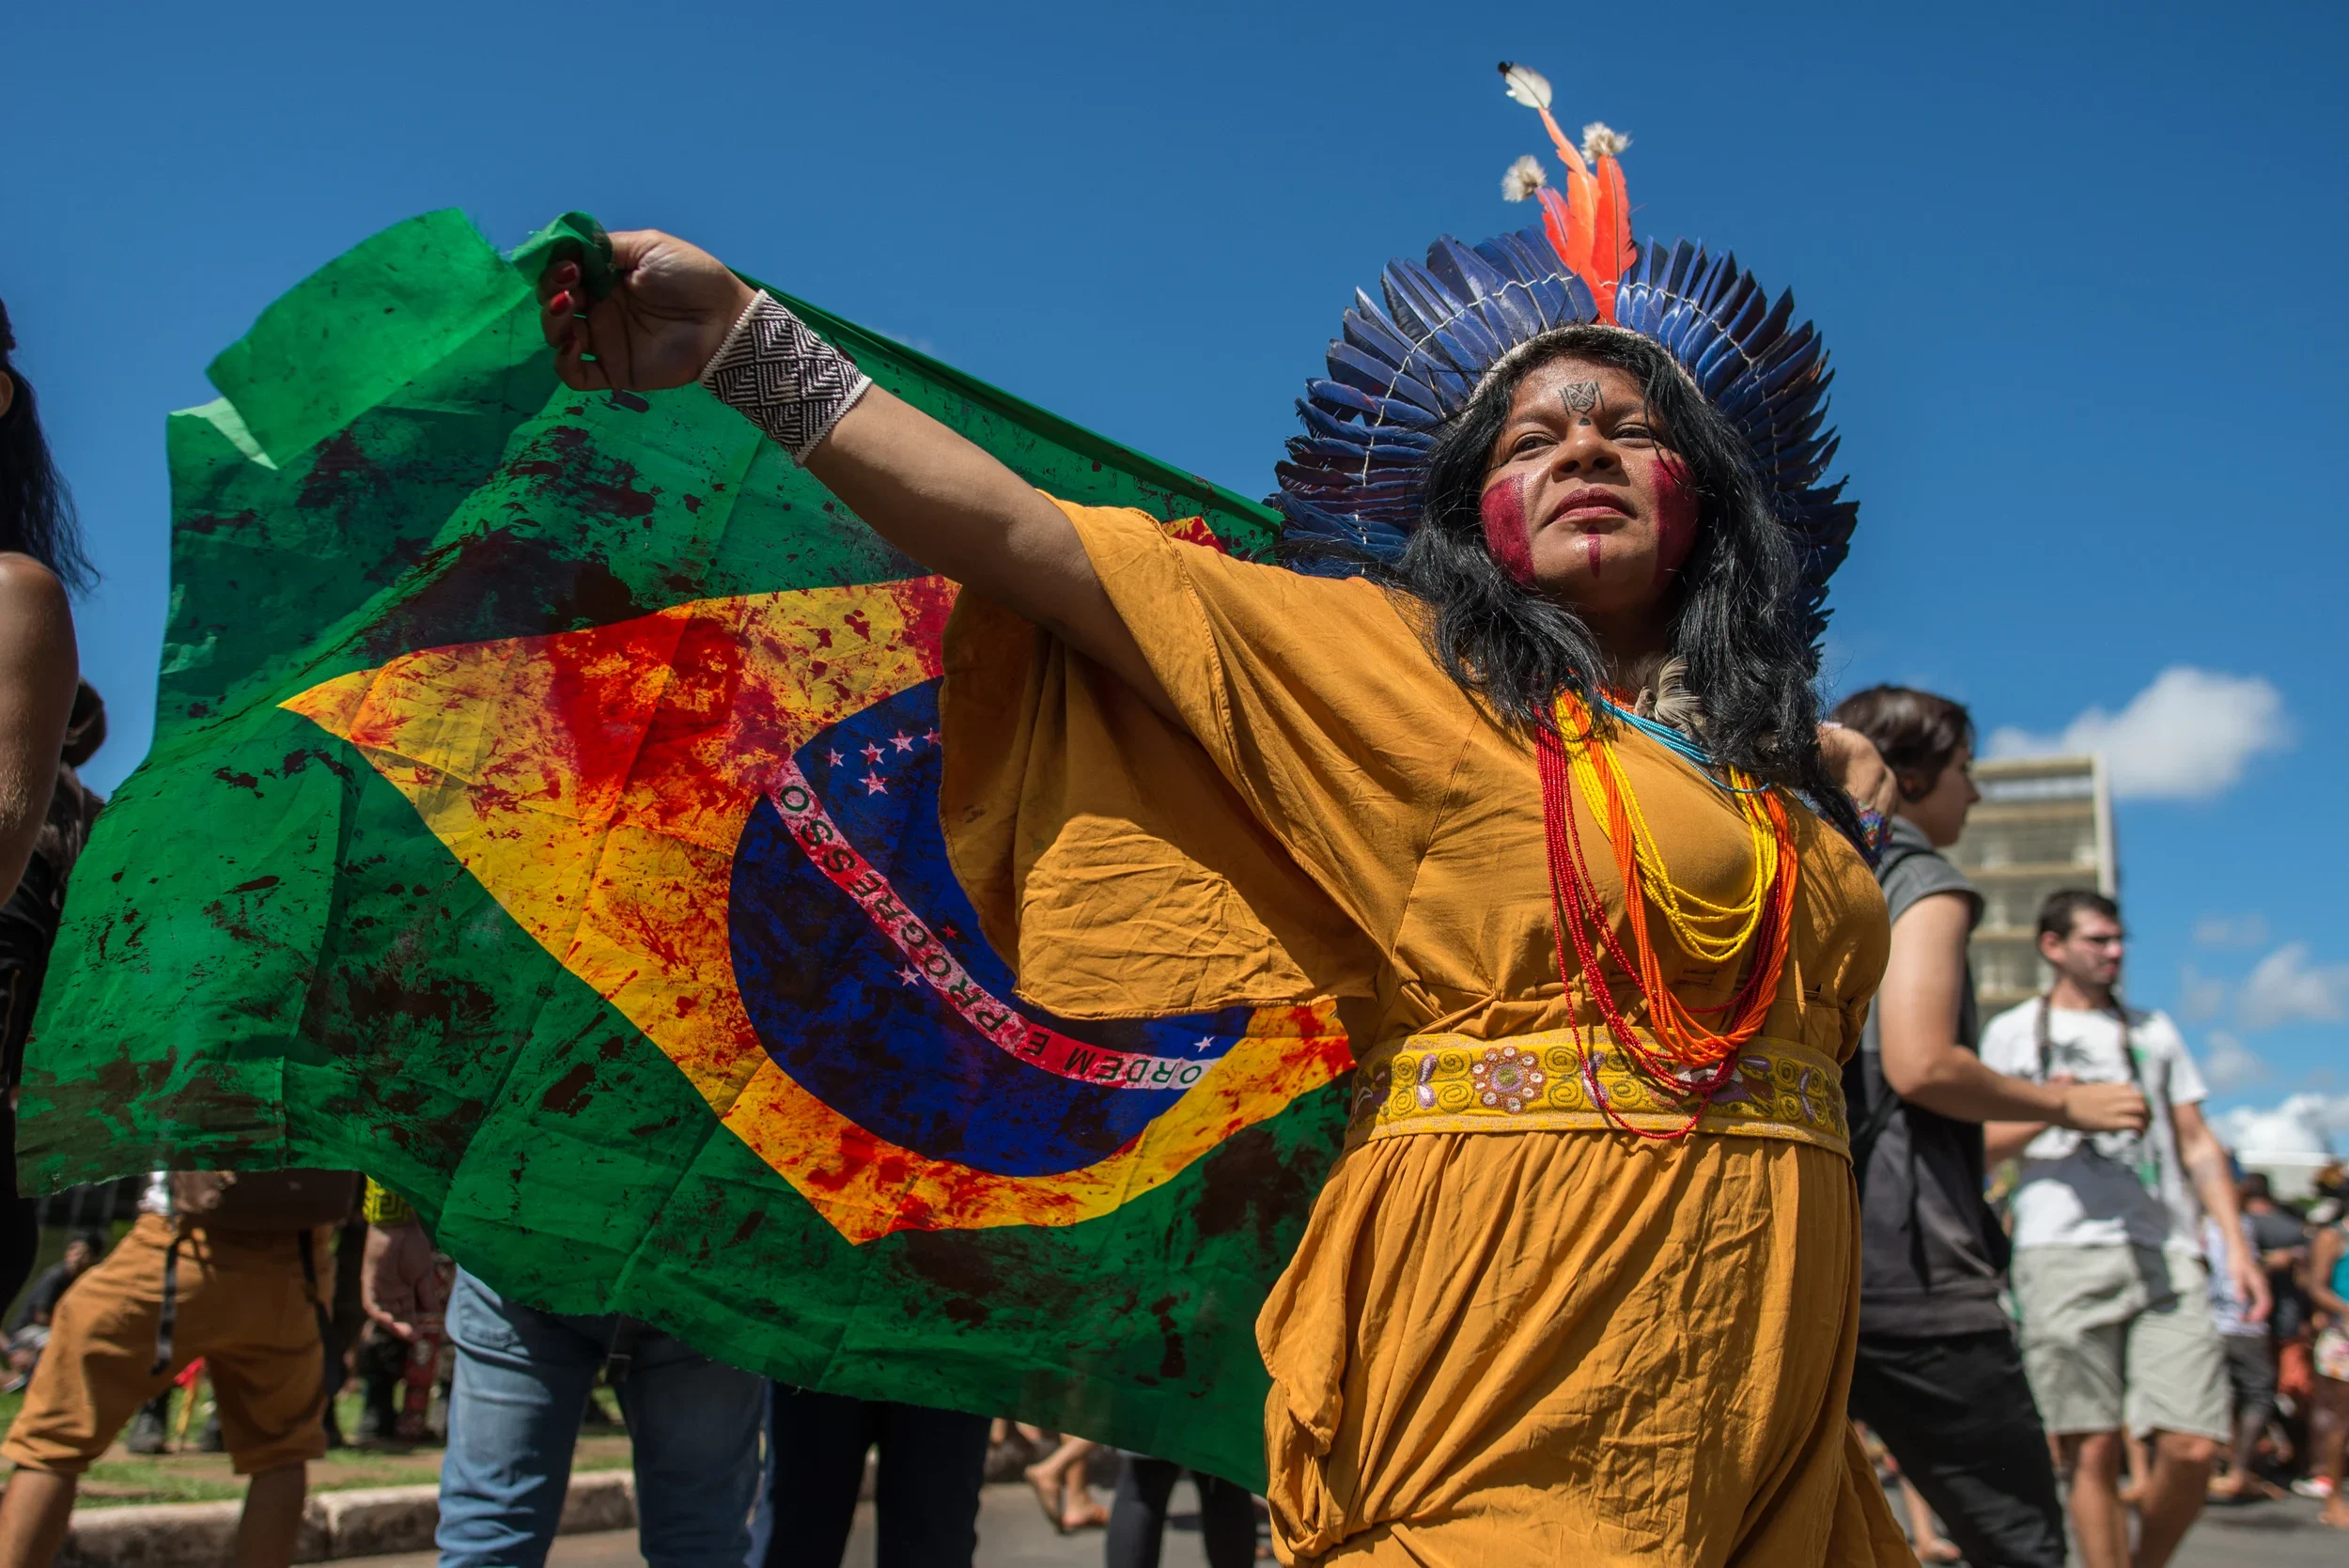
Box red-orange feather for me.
[1534,152,1636,322]
[1587,155,1633,317]
[1600,156,1635,272]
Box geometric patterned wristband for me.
[699,293,873,465]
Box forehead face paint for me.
[1479,474,1536,585]
[1559,380,1602,421]
[1651,453,1698,586]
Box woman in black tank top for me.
[0,299,95,1307]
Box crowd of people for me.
[1,66,2347,1568]
[1830,686,2349,1564]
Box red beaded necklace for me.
[1534,693,1800,1139]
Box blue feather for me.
[1377,262,1459,353]
[1343,295,1419,368]
[1325,343,1443,412]
[1307,380,1442,429]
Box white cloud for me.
[2193,913,2271,950]
[1985,666,2293,801]
[2213,1093,2349,1157]
[2178,966,2228,1024]
[2200,1031,2267,1092]
[2236,942,2349,1032]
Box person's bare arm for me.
[360,1220,447,1342]
[1880,893,2150,1133]
[1983,1116,2048,1164]
[810,392,1171,720]
[537,236,1171,719]
[0,557,78,901]
[2174,1101,2270,1322]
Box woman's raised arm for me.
[537,232,1169,717]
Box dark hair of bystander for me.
[0,298,95,592]
[1830,685,1975,802]
[2036,887,2121,944]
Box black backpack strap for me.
[1843,1051,1904,1200]
[1844,832,1932,1199]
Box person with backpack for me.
[0,1169,358,1568]
[1831,687,2150,1567]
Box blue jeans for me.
[438,1268,764,1568]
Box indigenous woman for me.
[538,65,1908,1565]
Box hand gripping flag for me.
[22,212,1352,1484]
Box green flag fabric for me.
[22,210,1355,1485]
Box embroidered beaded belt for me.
[1344,1030,1850,1156]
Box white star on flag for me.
[863,772,888,795]
[896,966,921,986]
[861,742,884,763]
[891,732,915,753]
[826,749,845,768]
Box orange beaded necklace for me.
[1536,691,1800,1138]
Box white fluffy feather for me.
[1579,122,1631,161]
[1501,154,1547,202]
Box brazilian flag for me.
[22,211,1352,1484]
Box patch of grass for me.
[73,1460,246,1508]
[8,1385,634,1510]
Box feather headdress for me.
[1271,61,1857,647]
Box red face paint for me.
[1479,474,1537,585]
[1650,453,1699,585]
[1582,533,1603,578]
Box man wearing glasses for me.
[1982,890,2270,1568]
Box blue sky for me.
[7,1,2343,1141]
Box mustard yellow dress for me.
[942,503,1910,1566]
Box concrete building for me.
[1946,754,2116,1017]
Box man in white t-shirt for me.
[1982,890,2270,1568]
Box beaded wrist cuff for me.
[361,1178,413,1227]
[699,293,872,464]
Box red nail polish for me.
[547,289,571,315]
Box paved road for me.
[347,1479,1221,1568]
[2172,1492,2344,1567]
[350,1481,2343,1567]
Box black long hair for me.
[1346,325,1860,844]
[0,298,95,592]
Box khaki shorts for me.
[2011,1243,2230,1442]
[1,1214,329,1476]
